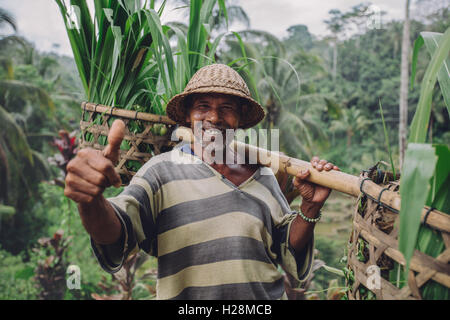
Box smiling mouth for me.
[203,128,223,136]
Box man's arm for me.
[64,120,125,245]
[77,196,122,245]
[288,157,340,253]
[289,200,322,253]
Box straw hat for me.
[166,64,265,129]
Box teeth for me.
[205,129,221,135]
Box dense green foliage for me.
[0,1,448,300]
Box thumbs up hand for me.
[102,119,125,164]
[64,120,125,204]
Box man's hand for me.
[64,120,125,204]
[289,156,340,252]
[293,156,340,214]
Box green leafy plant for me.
[0,247,38,299]
[397,27,450,299]
[55,0,229,114]
[56,0,232,175]
[379,99,397,180]
[55,0,157,111]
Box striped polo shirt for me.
[91,145,314,300]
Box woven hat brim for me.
[166,87,265,129]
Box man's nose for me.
[206,109,219,123]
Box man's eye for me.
[222,106,236,112]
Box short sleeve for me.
[274,213,315,282]
[91,202,138,273]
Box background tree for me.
[0,8,16,32]
[324,9,346,82]
[284,24,314,51]
[399,0,411,169]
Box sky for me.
[0,0,426,57]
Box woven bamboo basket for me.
[346,166,450,300]
[79,102,177,185]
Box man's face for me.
[185,93,241,135]
[185,93,241,159]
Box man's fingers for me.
[311,157,329,170]
[64,186,94,204]
[67,149,120,187]
[310,156,339,172]
[293,169,310,187]
[297,169,310,179]
[87,156,121,187]
[324,163,337,171]
[68,161,108,187]
[103,119,125,164]
[314,159,326,171]
[65,174,104,197]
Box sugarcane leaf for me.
[155,0,167,16]
[70,0,94,54]
[110,26,122,85]
[103,7,114,25]
[431,175,450,213]
[101,8,122,85]
[54,1,89,94]
[409,27,450,143]
[426,144,450,209]
[94,0,109,35]
[415,145,450,299]
[208,32,226,62]
[410,34,424,90]
[379,99,397,180]
[217,0,228,29]
[170,24,190,84]
[399,143,437,273]
[145,9,176,95]
[420,31,450,114]
[118,0,139,14]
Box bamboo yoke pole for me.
[82,102,176,125]
[173,126,450,234]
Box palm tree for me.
[324,9,346,82]
[329,106,371,149]
[0,80,53,206]
[0,105,35,203]
[219,28,329,159]
[0,7,20,79]
[0,8,16,33]
[0,14,53,211]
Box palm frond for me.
[0,8,17,31]
[0,80,55,113]
[0,105,33,165]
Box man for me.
[64,64,339,299]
